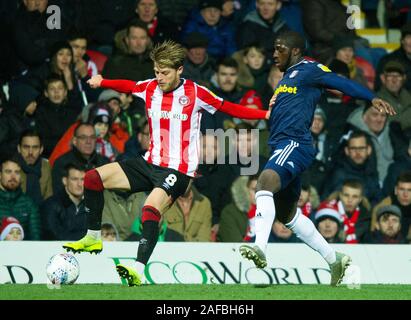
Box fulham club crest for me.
[289,70,299,78]
[179,95,190,106]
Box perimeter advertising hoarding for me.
[1,242,410,284]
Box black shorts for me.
[118,156,191,201]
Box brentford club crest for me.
[179,95,190,106]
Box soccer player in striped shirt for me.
[239,31,396,286]
[63,40,269,286]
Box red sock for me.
[84,169,104,191]
[141,205,161,223]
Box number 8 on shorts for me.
[165,174,177,186]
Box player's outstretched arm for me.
[219,101,270,120]
[87,75,137,93]
[320,72,396,116]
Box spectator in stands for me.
[34,77,80,158]
[76,0,136,55]
[67,28,100,103]
[194,134,234,238]
[200,57,242,130]
[314,206,343,243]
[40,163,87,240]
[297,182,314,218]
[306,107,336,196]
[0,3,18,82]
[364,205,406,244]
[12,0,69,72]
[115,91,146,139]
[207,123,267,234]
[236,0,288,65]
[115,0,180,46]
[0,157,40,240]
[0,216,24,241]
[102,20,154,81]
[92,109,119,162]
[268,220,299,243]
[321,179,371,244]
[322,130,382,205]
[157,0,199,27]
[181,32,216,88]
[218,175,258,242]
[48,98,130,167]
[372,171,411,241]
[376,23,411,92]
[16,129,52,205]
[163,184,212,241]
[347,104,398,184]
[317,59,359,141]
[377,61,411,133]
[235,91,270,158]
[301,0,357,64]
[68,29,98,79]
[226,122,267,181]
[182,0,237,60]
[383,140,411,195]
[52,123,109,193]
[0,83,38,158]
[260,64,283,108]
[119,119,151,160]
[233,44,270,95]
[20,41,86,109]
[333,37,369,88]
[101,222,119,241]
[237,91,265,127]
[91,96,130,154]
[102,190,146,241]
[219,0,256,28]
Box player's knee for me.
[84,169,104,191]
[256,170,281,193]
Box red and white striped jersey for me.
[131,78,223,177]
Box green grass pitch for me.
[1,284,411,300]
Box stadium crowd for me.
[0,0,410,245]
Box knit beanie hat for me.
[315,202,342,225]
[0,216,24,240]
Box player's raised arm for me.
[87,74,137,94]
[318,70,396,116]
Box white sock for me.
[87,229,101,240]
[285,211,336,264]
[254,191,276,253]
[134,261,146,277]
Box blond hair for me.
[150,40,186,69]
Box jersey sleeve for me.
[311,63,376,101]
[100,79,152,100]
[196,84,224,114]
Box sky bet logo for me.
[274,84,298,96]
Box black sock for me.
[85,188,104,230]
[137,221,159,265]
